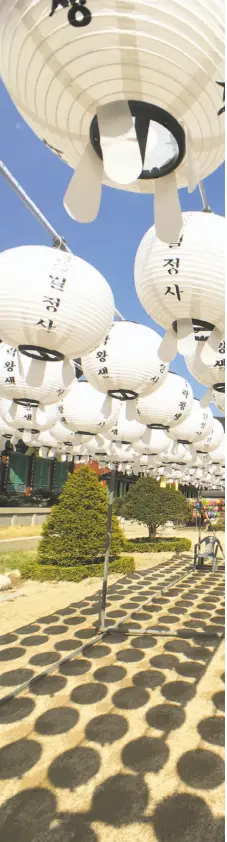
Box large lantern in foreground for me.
[0,343,75,404]
[134,213,225,363]
[82,322,168,401]
[136,373,193,429]
[0,246,115,361]
[0,1,224,242]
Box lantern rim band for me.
[147,423,169,430]
[18,345,64,362]
[108,389,138,400]
[172,319,215,340]
[90,100,185,180]
[13,398,40,407]
[213,383,225,393]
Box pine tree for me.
[38,464,124,565]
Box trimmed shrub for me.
[115,477,191,537]
[19,556,135,582]
[38,465,124,565]
[123,538,191,553]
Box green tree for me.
[38,465,124,565]
[115,477,191,538]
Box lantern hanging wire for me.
[0,159,124,321]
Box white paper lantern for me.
[212,389,225,413]
[0,398,58,431]
[185,340,225,390]
[0,1,224,242]
[136,372,193,429]
[105,403,146,444]
[195,419,224,453]
[48,421,77,446]
[0,342,76,404]
[82,322,168,401]
[0,246,115,361]
[134,428,170,456]
[209,441,225,465]
[109,443,137,464]
[158,441,195,466]
[61,381,120,436]
[134,213,225,362]
[167,400,213,444]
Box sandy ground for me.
[0,526,224,842]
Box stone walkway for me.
[0,554,224,842]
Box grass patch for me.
[0,525,42,540]
[0,549,135,581]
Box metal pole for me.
[198,180,211,212]
[0,160,125,319]
[99,466,116,629]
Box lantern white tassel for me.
[200,388,213,408]
[154,171,183,244]
[63,144,103,223]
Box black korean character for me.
[103,335,109,346]
[159,364,166,374]
[179,401,186,411]
[216,81,225,116]
[182,389,189,398]
[24,413,32,421]
[49,0,69,18]
[165,284,182,301]
[5,376,15,384]
[169,235,183,249]
[96,350,107,363]
[57,404,64,413]
[43,296,60,313]
[219,341,225,354]
[36,319,56,330]
[164,257,180,275]
[150,376,159,384]
[57,389,65,396]
[4,361,15,372]
[112,428,118,436]
[174,412,182,421]
[98,367,108,375]
[6,347,16,357]
[50,276,66,292]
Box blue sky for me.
[0,80,225,413]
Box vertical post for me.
[99,466,116,630]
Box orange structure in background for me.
[73,460,111,488]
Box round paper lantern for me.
[61,381,120,436]
[0,342,76,404]
[195,419,224,453]
[185,340,225,393]
[134,428,170,456]
[0,417,18,445]
[210,441,225,465]
[212,388,225,413]
[105,403,146,444]
[109,443,137,464]
[167,400,213,444]
[0,1,224,243]
[134,212,225,362]
[0,246,115,361]
[0,398,58,431]
[82,322,168,400]
[136,372,193,428]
